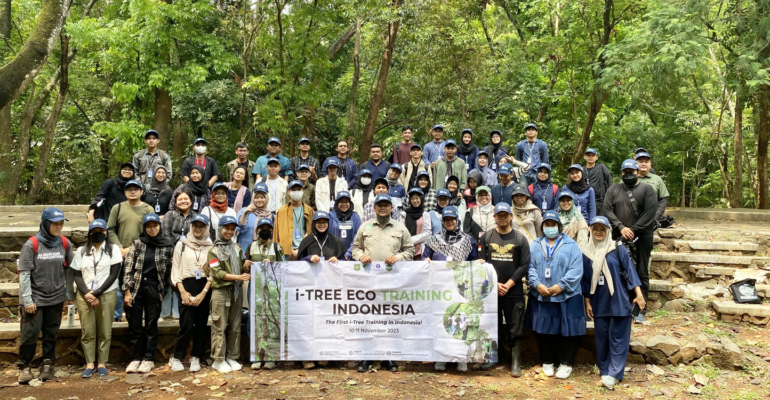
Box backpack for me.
[527,183,559,198]
[137,149,170,173]
[20,236,70,278]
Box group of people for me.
[16,124,669,390]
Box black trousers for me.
[536,333,580,366]
[174,278,211,360]
[632,231,654,316]
[18,302,64,366]
[498,296,525,344]
[595,201,605,217]
[127,279,161,361]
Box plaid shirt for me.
[288,155,320,182]
[122,240,174,300]
[361,202,400,223]
[423,188,437,212]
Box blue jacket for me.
[423,140,446,164]
[528,234,584,302]
[514,139,549,171]
[529,182,559,212]
[491,183,515,206]
[422,237,479,261]
[561,185,596,223]
[360,160,391,182]
[322,156,359,189]
[428,210,443,234]
[329,211,362,260]
[457,148,479,173]
[581,244,641,317]
[235,208,274,256]
[252,154,292,178]
[475,166,498,187]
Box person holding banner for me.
[329,191,362,260]
[476,203,530,377]
[401,188,432,260]
[352,194,415,373]
[463,186,495,240]
[361,178,399,223]
[526,210,586,380]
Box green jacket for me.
[432,157,468,191]
[207,244,245,288]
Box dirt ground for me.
[1,311,768,400]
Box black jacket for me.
[603,182,658,238]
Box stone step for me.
[0,252,20,282]
[688,265,739,279]
[713,301,770,326]
[651,252,770,266]
[0,205,89,213]
[674,240,759,252]
[666,207,770,222]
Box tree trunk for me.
[572,89,606,164]
[328,20,360,61]
[758,85,769,209]
[0,0,69,110]
[153,88,172,151]
[346,17,361,141]
[733,94,743,208]
[360,0,402,164]
[0,0,11,184]
[172,120,188,168]
[536,61,560,123]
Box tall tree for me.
[0,0,12,181]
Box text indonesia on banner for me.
[250,261,499,363]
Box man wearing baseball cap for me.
[226,142,256,191]
[583,148,612,217]
[514,123,549,180]
[253,137,292,183]
[132,129,172,186]
[275,180,314,260]
[423,124,447,166]
[288,137,320,183]
[181,137,221,188]
[633,148,656,174]
[491,163,516,206]
[399,143,432,191]
[602,159,658,324]
[635,152,669,221]
[432,139,468,192]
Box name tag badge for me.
[294,229,301,240]
[179,234,185,240]
[526,157,531,164]
[320,256,325,261]
[341,229,347,239]
[491,163,497,171]
[155,203,161,213]
[544,268,551,278]
[446,256,453,261]
[576,205,582,214]
[147,170,153,179]
[599,274,605,285]
[195,269,202,280]
[541,201,547,209]
[330,200,335,210]
[193,201,199,210]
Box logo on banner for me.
[354,263,361,271]
[386,264,393,272]
[376,263,381,269]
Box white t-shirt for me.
[71,244,123,293]
[201,206,238,242]
[268,178,280,212]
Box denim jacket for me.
[527,234,584,302]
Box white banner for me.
[250,260,499,363]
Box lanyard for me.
[193,249,203,265]
[92,248,104,289]
[526,141,536,159]
[544,235,563,262]
[312,234,328,254]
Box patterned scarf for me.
[426,222,473,261]
[559,202,589,239]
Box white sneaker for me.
[601,375,618,389]
[189,357,201,372]
[457,362,468,372]
[251,362,262,370]
[226,359,242,371]
[137,360,154,373]
[555,365,573,379]
[126,360,141,373]
[542,364,555,377]
[169,357,184,372]
[212,360,232,373]
[263,361,276,370]
[434,362,446,371]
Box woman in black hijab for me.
[170,165,211,213]
[89,162,135,222]
[297,211,346,263]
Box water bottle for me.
[67,305,75,327]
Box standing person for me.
[169,214,214,372]
[89,162,135,222]
[582,216,645,389]
[514,123,549,181]
[200,183,238,235]
[316,159,348,212]
[226,142,255,191]
[275,181,314,260]
[360,143,391,181]
[122,214,174,374]
[416,171,437,212]
[170,165,211,214]
[72,219,122,378]
[457,129,479,173]
[474,151,498,187]
[476,203,530,376]
[584,148,612,217]
[525,210,586,380]
[329,191,362,260]
[201,216,251,373]
[400,144,432,190]
[464,170,483,209]
[322,140,359,189]
[236,183,273,254]
[491,164,517,206]
[162,192,198,244]
[141,166,174,216]
[392,125,416,165]
[288,137,320,183]
[511,185,543,242]
[361,178,399,222]
[297,211,346,263]
[563,164,596,222]
[557,191,589,249]
[17,208,74,384]
[400,188,432,260]
[132,129,172,186]
[286,164,316,210]
[180,138,220,187]
[463,186,495,240]
[445,176,467,225]
[635,152,670,220]
[423,124,447,167]
[260,158,288,214]
[253,137,292,182]
[633,148,656,174]
[385,164,406,209]
[528,163,559,212]
[352,194,415,373]
[481,130,511,172]
[350,169,375,216]
[603,160,657,323]
[226,166,251,214]
[432,139,468,192]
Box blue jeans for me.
[114,289,124,321]
[160,287,180,319]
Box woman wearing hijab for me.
[236,182,273,255]
[457,129,479,173]
[226,166,251,213]
[481,130,511,172]
[201,182,237,236]
[563,164,596,222]
[350,169,374,215]
[528,163,560,212]
[511,185,543,243]
[416,171,437,211]
[169,214,214,372]
[170,165,211,214]
[89,162,135,222]
[463,186,495,240]
[445,176,467,225]
[464,170,483,209]
[581,216,645,389]
[329,191,362,260]
[122,214,174,374]
[525,210,585,380]
[557,191,589,249]
[141,165,174,216]
[17,207,74,384]
[474,151,498,187]
[72,219,122,378]
[400,188,432,260]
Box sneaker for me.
[169,357,184,372]
[434,362,446,371]
[137,360,154,373]
[40,360,53,381]
[601,375,618,389]
[542,364,555,377]
[251,362,262,370]
[303,361,315,369]
[126,360,141,373]
[190,357,201,372]
[212,360,232,373]
[633,314,645,324]
[226,359,242,371]
[18,367,33,384]
[457,362,468,372]
[263,361,276,370]
[555,365,573,379]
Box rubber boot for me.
[510,340,522,377]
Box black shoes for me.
[357,360,398,372]
[357,361,373,372]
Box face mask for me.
[622,173,638,186]
[194,145,206,155]
[543,227,559,239]
[360,177,371,186]
[91,232,107,244]
[259,229,273,240]
[290,191,304,201]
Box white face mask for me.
[289,191,304,201]
[194,145,207,155]
[360,177,371,186]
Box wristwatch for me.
[203,288,208,293]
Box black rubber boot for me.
[510,340,522,377]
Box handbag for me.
[729,279,761,304]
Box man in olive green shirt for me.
[636,152,669,219]
[351,194,415,264]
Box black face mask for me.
[91,232,107,244]
[259,229,273,240]
[622,173,638,186]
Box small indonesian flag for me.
[209,259,220,268]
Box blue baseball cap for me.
[444,139,457,148]
[288,180,304,190]
[389,163,403,172]
[477,150,489,158]
[374,193,392,204]
[192,214,210,226]
[441,206,459,220]
[219,216,237,227]
[144,129,159,139]
[494,203,512,215]
[568,164,583,173]
[536,163,552,172]
[298,137,310,144]
[326,158,340,168]
[524,123,538,131]
[408,188,424,196]
[461,128,473,135]
[267,157,280,165]
[143,213,161,225]
[558,190,574,200]
[490,130,502,137]
[125,179,143,190]
[193,137,207,145]
[313,211,331,221]
[120,162,136,171]
[498,163,513,175]
[268,137,281,145]
[589,216,611,229]
[253,182,269,194]
[411,143,422,151]
[634,147,648,154]
[211,182,228,193]
[585,148,598,155]
[257,218,273,229]
[298,164,310,172]
[417,171,430,180]
[621,159,638,171]
[542,210,560,223]
[432,124,444,131]
[436,188,451,198]
[635,152,651,160]
[336,191,352,201]
[88,219,107,232]
[41,207,68,222]
[359,169,372,177]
